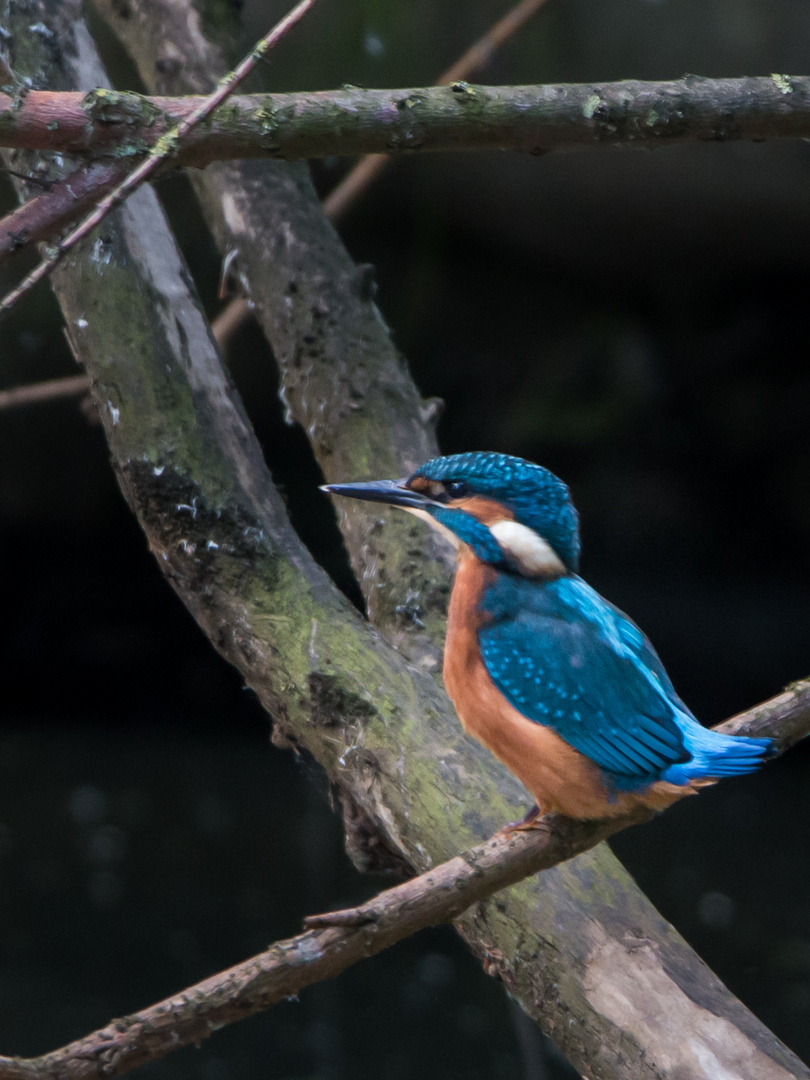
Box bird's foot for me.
[500,803,544,833]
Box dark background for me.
[1,1,810,1077]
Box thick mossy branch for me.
[91,0,454,670]
[4,3,809,1079]
[2,77,810,163]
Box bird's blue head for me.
[323,451,580,577]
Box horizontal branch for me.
[0,680,806,1080]
[1,76,809,167]
[2,73,803,269]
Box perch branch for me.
[0,822,615,1080]
[0,684,807,1080]
[0,0,320,320]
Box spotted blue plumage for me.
[325,450,774,797]
[478,573,772,789]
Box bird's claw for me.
[500,803,544,833]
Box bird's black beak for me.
[320,478,434,510]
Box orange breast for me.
[443,554,701,820]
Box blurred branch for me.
[1,76,809,168]
[0,289,242,412]
[323,0,550,222]
[221,0,549,345]
[0,682,808,1080]
[0,373,89,411]
[441,0,549,82]
[0,0,320,319]
[210,295,251,343]
[0,304,242,412]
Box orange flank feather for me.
[443,552,709,820]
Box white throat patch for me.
[402,506,460,549]
[488,520,566,578]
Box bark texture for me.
[3,76,809,263]
[2,2,808,1078]
[3,77,810,164]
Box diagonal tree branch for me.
[0,160,127,262]
[0,685,806,1080]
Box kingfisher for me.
[323,452,773,822]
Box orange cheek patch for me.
[454,495,514,525]
[408,476,443,498]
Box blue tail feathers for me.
[659,718,774,785]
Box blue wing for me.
[478,574,770,785]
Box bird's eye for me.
[444,480,470,499]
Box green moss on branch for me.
[4,77,810,163]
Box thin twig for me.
[217,0,550,345]
[0,677,806,1080]
[0,0,321,323]
[324,0,550,222]
[442,0,550,82]
[0,293,251,407]
[1,167,53,190]
[211,295,251,343]
[0,315,235,409]
[0,819,591,1080]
